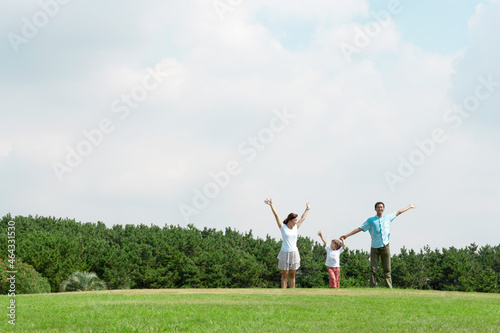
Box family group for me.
[264,199,416,289]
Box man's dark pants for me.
[370,244,392,288]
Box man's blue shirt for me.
[360,212,397,248]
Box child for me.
[318,231,345,289]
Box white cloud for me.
[0,141,13,158]
[1,0,498,253]
[249,0,369,21]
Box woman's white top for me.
[325,246,344,267]
[280,224,298,252]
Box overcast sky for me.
[1,0,499,254]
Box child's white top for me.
[325,246,344,267]
[280,224,298,252]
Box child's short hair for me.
[332,239,342,248]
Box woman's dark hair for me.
[374,202,385,209]
[283,213,298,225]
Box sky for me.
[1,0,499,254]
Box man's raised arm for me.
[396,204,416,216]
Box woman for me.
[264,198,311,288]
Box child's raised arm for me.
[341,237,346,250]
[317,231,327,247]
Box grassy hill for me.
[2,288,499,332]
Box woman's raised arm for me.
[264,198,282,229]
[296,202,311,228]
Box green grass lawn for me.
[2,288,500,332]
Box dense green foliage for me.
[1,214,499,293]
[0,258,51,294]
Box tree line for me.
[1,214,498,293]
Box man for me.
[340,202,416,288]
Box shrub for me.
[60,271,107,292]
[0,258,51,294]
